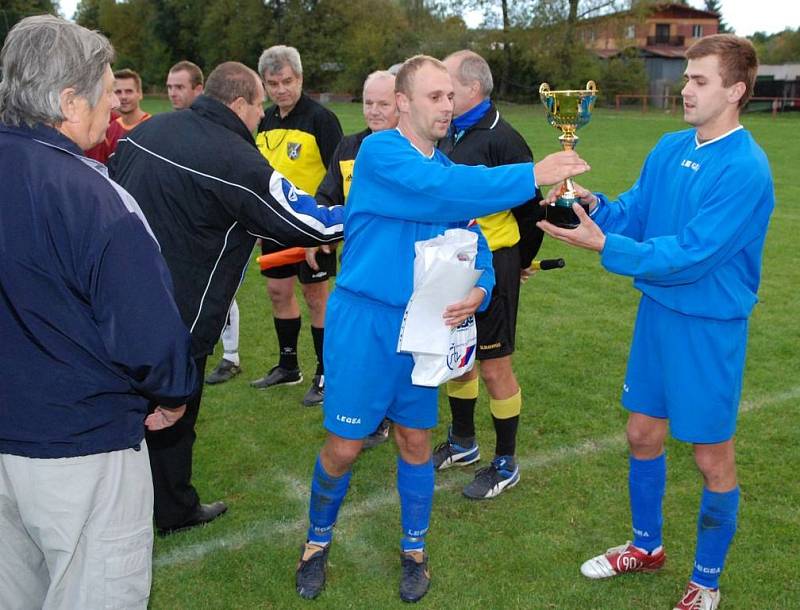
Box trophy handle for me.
[586,80,597,93]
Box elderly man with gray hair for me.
[249,45,343,407]
[0,15,197,609]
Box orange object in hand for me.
[257,247,306,271]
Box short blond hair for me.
[395,55,447,97]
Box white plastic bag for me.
[397,228,483,387]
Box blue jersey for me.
[592,126,774,320]
[337,128,537,310]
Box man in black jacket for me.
[112,61,344,535]
[432,50,544,500]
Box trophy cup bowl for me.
[539,80,597,229]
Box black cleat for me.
[250,365,302,389]
[399,550,430,603]
[205,358,241,385]
[302,374,325,406]
[296,542,330,600]
[157,501,228,536]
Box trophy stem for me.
[547,132,584,229]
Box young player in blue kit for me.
[538,35,774,610]
[294,55,590,603]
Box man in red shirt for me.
[86,68,150,163]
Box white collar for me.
[694,124,743,149]
[396,127,434,159]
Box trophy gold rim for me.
[539,80,598,97]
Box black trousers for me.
[146,355,206,530]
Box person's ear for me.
[396,91,410,113]
[59,88,81,124]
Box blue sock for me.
[629,453,666,552]
[692,486,739,589]
[397,457,434,553]
[307,456,351,545]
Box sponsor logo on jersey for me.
[680,159,700,171]
[336,414,361,425]
[287,141,302,160]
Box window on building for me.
[655,23,670,43]
[626,25,636,39]
[692,24,704,38]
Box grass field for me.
[141,97,800,609]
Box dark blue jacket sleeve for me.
[87,214,197,406]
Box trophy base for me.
[545,201,589,229]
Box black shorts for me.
[260,248,337,284]
[475,245,520,360]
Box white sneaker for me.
[580,541,665,579]
[673,582,720,610]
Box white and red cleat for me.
[673,582,720,610]
[580,541,666,579]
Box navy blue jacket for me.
[0,122,197,458]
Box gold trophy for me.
[539,81,598,228]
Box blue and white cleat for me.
[432,433,480,471]
[462,455,520,499]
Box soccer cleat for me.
[363,418,391,449]
[432,434,479,471]
[399,550,430,603]
[580,541,666,579]
[250,365,302,389]
[205,358,241,385]
[673,582,720,610]
[302,374,324,406]
[462,455,520,499]
[296,541,330,600]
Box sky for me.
[58,0,798,38]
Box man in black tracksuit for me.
[111,62,344,534]
[432,50,544,500]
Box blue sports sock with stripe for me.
[692,486,739,589]
[397,457,434,553]
[629,453,666,552]
[307,455,351,545]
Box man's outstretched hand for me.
[537,203,606,252]
[534,151,591,187]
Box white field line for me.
[154,386,800,568]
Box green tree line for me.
[15,1,797,104]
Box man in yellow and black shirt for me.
[250,45,343,406]
[432,50,545,500]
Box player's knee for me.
[480,359,516,394]
[626,415,665,455]
[322,437,361,472]
[266,283,293,306]
[302,284,329,312]
[694,442,735,486]
[394,427,430,462]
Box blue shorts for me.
[322,287,438,440]
[622,295,748,444]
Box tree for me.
[751,28,800,64]
[703,0,729,33]
[1,0,58,44]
